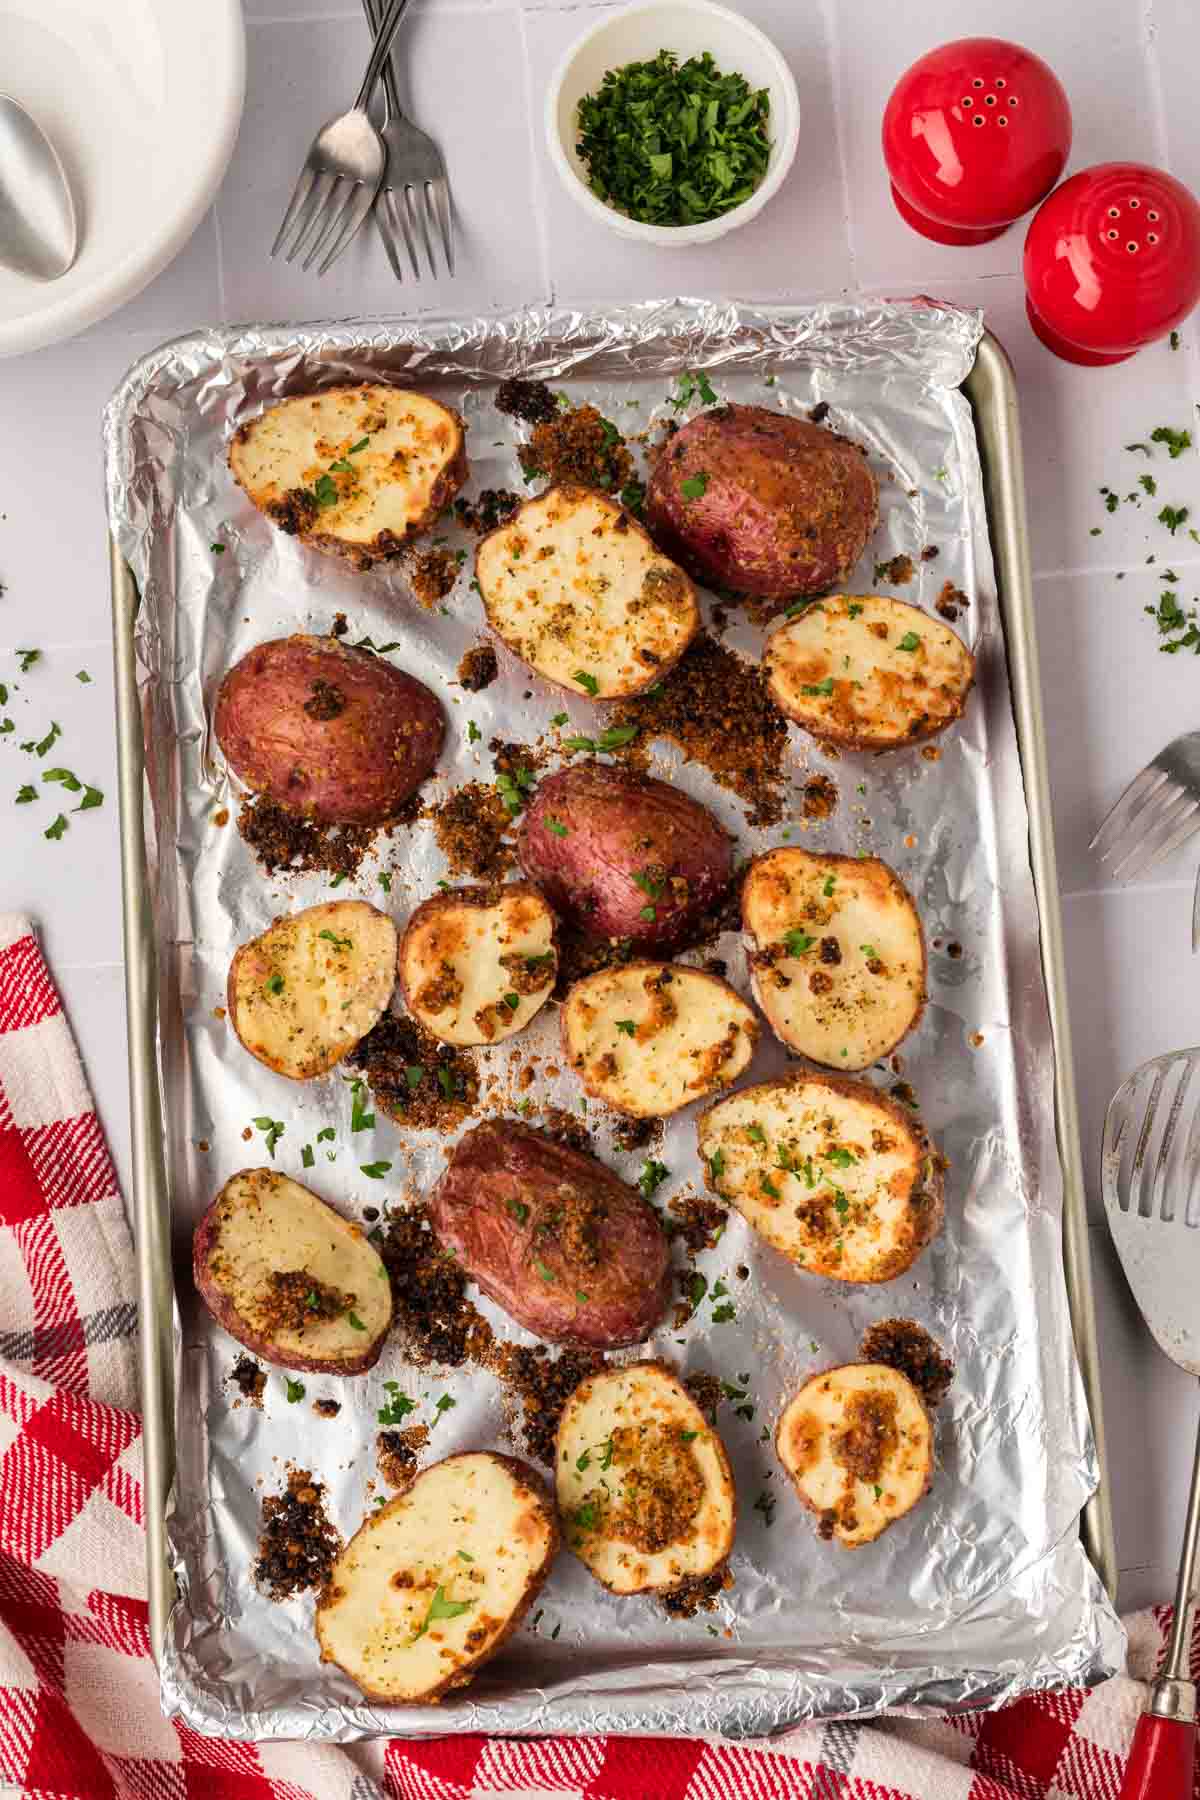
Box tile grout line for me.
[517,2,558,308]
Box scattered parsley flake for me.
[285,1378,305,1403]
[254,1116,284,1158]
[359,1161,391,1179]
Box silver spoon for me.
[0,95,77,280]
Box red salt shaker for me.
[883,38,1071,245]
[1024,162,1200,364]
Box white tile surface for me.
[5,0,1200,1616]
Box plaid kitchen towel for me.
[0,908,1190,1800]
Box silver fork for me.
[1103,1051,1200,1793]
[362,0,454,279]
[1090,731,1200,884]
[271,0,412,275]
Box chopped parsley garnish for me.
[760,1175,779,1198]
[15,785,36,804]
[638,1158,670,1199]
[378,1384,417,1426]
[317,928,353,952]
[671,370,719,410]
[457,1549,475,1563]
[800,677,834,697]
[502,991,520,1012]
[534,1259,556,1282]
[16,649,40,673]
[346,1077,375,1134]
[562,723,639,755]
[688,1272,708,1310]
[412,1584,473,1641]
[1160,504,1190,535]
[746,1123,766,1144]
[301,1144,314,1168]
[615,1018,636,1036]
[680,472,709,501]
[573,1499,600,1532]
[254,1117,284,1158]
[22,721,61,758]
[575,1288,589,1303]
[211,543,225,556]
[707,1148,725,1181]
[860,943,878,959]
[639,904,657,921]
[496,766,537,815]
[619,477,646,516]
[575,50,771,228]
[633,868,665,898]
[847,602,863,618]
[897,631,921,652]
[405,1065,425,1090]
[711,1302,736,1323]
[347,1311,366,1331]
[467,720,481,743]
[783,929,815,957]
[551,712,569,727]
[507,1198,530,1224]
[822,873,836,897]
[434,1394,457,1417]
[572,670,600,696]
[378,871,392,893]
[359,1161,391,1179]
[827,1147,856,1168]
[264,973,284,996]
[285,1378,305,1403]
[317,1127,336,1143]
[1152,426,1192,458]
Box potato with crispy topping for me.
[227,900,397,1080]
[317,1453,559,1702]
[766,595,974,749]
[400,882,556,1048]
[556,1362,736,1593]
[562,962,757,1117]
[742,847,925,1070]
[776,1364,933,1547]
[697,1072,943,1282]
[476,484,699,699]
[229,384,467,569]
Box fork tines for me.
[1091,761,1200,883]
[272,165,379,275]
[379,176,454,281]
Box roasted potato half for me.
[316,1453,558,1702]
[556,1361,736,1594]
[228,900,397,1081]
[697,1073,943,1282]
[475,484,699,699]
[562,962,758,1117]
[766,595,974,749]
[645,405,878,606]
[193,1168,392,1374]
[743,848,925,1070]
[215,634,445,827]
[229,384,467,568]
[776,1363,933,1547]
[400,882,557,1048]
[519,761,734,947]
[430,1121,671,1348]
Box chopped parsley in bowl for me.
[545,0,801,246]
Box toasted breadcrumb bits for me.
[802,774,838,820]
[454,489,522,534]
[492,1344,605,1466]
[256,1270,352,1335]
[406,546,459,609]
[236,795,381,880]
[659,1565,731,1618]
[935,580,969,621]
[833,1389,898,1484]
[684,1371,723,1422]
[520,403,634,494]
[228,1355,266,1408]
[377,1423,430,1487]
[313,1397,341,1419]
[495,378,561,427]
[612,633,788,828]
[347,1013,478,1131]
[426,783,515,880]
[859,1318,954,1408]
[456,643,499,691]
[378,1203,492,1366]
[873,554,915,586]
[669,1192,728,1254]
[255,1468,340,1599]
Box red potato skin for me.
[191,1179,388,1376]
[430,1121,671,1349]
[517,762,734,948]
[214,634,444,826]
[645,405,878,606]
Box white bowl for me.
[0,0,244,358]
[545,0,800,248]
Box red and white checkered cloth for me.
[0,909,1193,1800]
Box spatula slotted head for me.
[1103,1048,1200,1376]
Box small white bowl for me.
[545,0,800,248]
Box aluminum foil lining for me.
[103,299,1124,1742]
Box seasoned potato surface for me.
[556,1362,735,1593]
[776,1363,933,1547]
[743,848,925,1069]
[400,883,556,1047]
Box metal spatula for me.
[1103,1049,1200,1797]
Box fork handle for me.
[353,0,414,111]
[1119,1705,1194,1799]
[362,0,404,113]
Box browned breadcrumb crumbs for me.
[920,545,939,562]
[859,1318,954,1408]
[303,678,346,722]
[935,580,970,621]
[377,1423,430,1488]
[612,1115,662,1154]
[426,783,516,880]
[597,1424,705,1554]
[256,1270,353,1335]
[312,1398,341,1419]
[873,554,915,586]
[331,611,349,638]
[454,489,522,534]
[684,1371,723,1422]
[254,1467,340,1600]
[228,1355,266,1409]
[212,808,229,828]
[834,1389,898,1484]
[535,1104,593,1155]
[890,1081,920,1111]
[802,774,838,821]
[612,633,789,828]
[405,546,460,609]
[520,403,633,495]
[457,642,499,691]
[921,745,942,763]
[660,1564,732,1619]
[553,872,743,1002]
[492,1344,605,1467]
[947,940,963,959]
[347,1012,478,1132]
[495,377,561,426]
[236,795,383,881]
[669,1192,727,1254]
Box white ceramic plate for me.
[0,0,244,357]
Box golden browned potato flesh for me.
[697,1073,943,1281]
[766,595,974,749]
[742,848,925,1070]
[316,1453,559,1702]
[399,882,557,1048]
[562,962,758,1117]
[229,384,467,568]
[775,1363,933,1547]
[476,484,699,699]
[228,900,397,1080]
[555,1361,736,1593]
[192,1168,392,1374]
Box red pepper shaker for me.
[1024,162,1200,364]
[882,38,1071,245]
